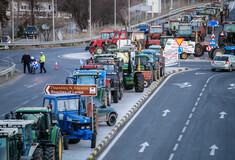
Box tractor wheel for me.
[113,90,119,103]
[44,147,55,160]
[157,67,161,80]
[95,47,104,54]
[32,148,43,160]
[106,113,117,126]
[119,87,123,100]
[107,44,117,49]
[89,46,96,54]
[134,73,144,92]
[107,88,112,106]
[194,44,204,57]
[92,106,98,134]
[213,48,224,58]
[69,139,80,144]
[209,49,214,59]
[180,53,188,59]
[55,130,62,160]
[143,80,150,88]
[124,85,134,90]
[63,135,69,150]
[211,69,216,72]
[91,133,96,148]
[160,67,165,77]
[153,70,157,81]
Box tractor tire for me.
[55,130,63,160]
[91,106,98,134]
[213,48,224,58]
[106,113,117,126]
[160,67,165,77]
[180,53,189,59]
[119,87,123,100]
[32,148,43,160]
[107,88,112,106]
[124,85,134,90]
[69,139,80,144]
[194,44,204,57]
[113,90,119,103]
[134,73,144,92]
[211,69,216,72]
[95,47,104,54]
[157,67,161,80]
[89,46,96,54]
[209,49,214,59]
[63,135,69,150]
[153,70,157,81]
[91,133,96,148]
[107,44,117,49]
[44,147,55,160]
[143,80,150,88]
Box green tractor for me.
[15,107,62,160]
[109,49,144,92]
[0,128,22,160]
[0,120,51,160]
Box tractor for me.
[175,23,194,41]
[0,120,55,160]
[210,21,235,59]
[108,49,144,92]
[168,20,180,37]
[42,93,97,150]
[148,25,165,40]
[15,107,63,160]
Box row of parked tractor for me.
[86,1,234,59]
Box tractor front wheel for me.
[32,148,43,160]
[119,87,123,100]
[55,130,62,160]
[63,135,69,150]
[44,147,55,160]
[113,90,119,103]
[194,44,204,57]
[213,48,224,58]
[134,73,144,92]
[95,47,104,54]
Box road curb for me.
[86,68,189,160]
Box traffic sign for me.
[207,21,218,27]
[44,84,97,96]
[175,38,184,46]
[178,47,183,54]
[209,40,216,47]
[211,33,215,40]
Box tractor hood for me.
[66,113,91,123]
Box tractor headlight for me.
[81,126,85,129]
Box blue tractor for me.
[42,93,96,150]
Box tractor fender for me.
[28,143,40,157]
[51,127,60,145]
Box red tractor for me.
[86,30,131,55]
[148,25,165,40]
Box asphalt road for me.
[98,68,235,160]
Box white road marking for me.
[197,97,200,102]
[219,111,227,119]
[185,120,190,126]
[228,83,235,90]
[173,144,179,151]
[162,109,171,117]
[199,93,202,97]
[182,127,187,133]
[22,101,29,105]
[173,82,192,88]
[210,145,218,156]
[24,83,37,88]
[202,88,205,92]
[32,95,38,99]
[168,153,174,160]
[192,107,196,112]
[194,102,198,106]
[204,84,207,88]
[139,142,150,153]
[178,135,183,142]
[189,113,193,119]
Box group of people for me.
[21,52,46,73]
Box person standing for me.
[40,52,46,73]
[21,52,31,73]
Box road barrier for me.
[0,3,204,48]
[87,68,189,160]
[0,59,16,82]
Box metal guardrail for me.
[0,3,204,47]
[0,59,16,81]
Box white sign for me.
[164,39,195,54]
[146,0,161,13]
[57,31,63,41]
[163,49,178,66]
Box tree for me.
[0,0,9,23]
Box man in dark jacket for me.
[21,52,31,73]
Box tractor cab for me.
[220,22,235,46]
[149,45,162,54]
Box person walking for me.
[40,52,46,73]
[21,52,31,73]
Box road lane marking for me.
[168,153,174,160]
[139,142,150,153]
[194,102,198,106]
[32,95,38,99]
[219,111,227,119]
[173,144,179,151]
[177,135,183,142]
[197,97,200,102]
[210,145,218,156]
[185,120,190,126]
[189,113,193,119]
[199,92,202,97]
[182,127,187,133]
[202,88,205,92]
[192,107,196,112]
[22,101,29,105]
[162,109,170,117]
[204,84,207,88]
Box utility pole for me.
[114,0,116,30]
[52,0,55,41]
[89,0,92,39]
[170,0,173,10]
[12,0,14,42]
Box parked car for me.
[211,55,235,72]
[24,26,39,38]
[0,36,11,43]
[94,98,118,126]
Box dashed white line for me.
[199,92,203,97]
[204,84,207,88]
[202,88,205,92]
[173,144,179,151]
[189,113,193,119]
[22,101,29,105]
[32,95,38,99]
[185,120,190,126]
[178,135,183,141]
[182,126,187,133]
[197,97,200,102]
[192,107,196,112]
[168,153,174,160]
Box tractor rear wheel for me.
[91,133,96,148]
[55,130,62,160]
[44,147,55,160]
[157,67,161,80]
[107,113,117,126]
[63,135,69,150]
[113,90,119,103]
[160,67,165,77]
[194,44,204,57]
[95,47,104,54]
[134,73,144,92]
[213,48,224,58]
[107,87,112,106]
[69,139,80,144]
[153,70,157,81]
[119,87,123,100]
[32,148,43,160]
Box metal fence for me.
[0,59,16,82]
